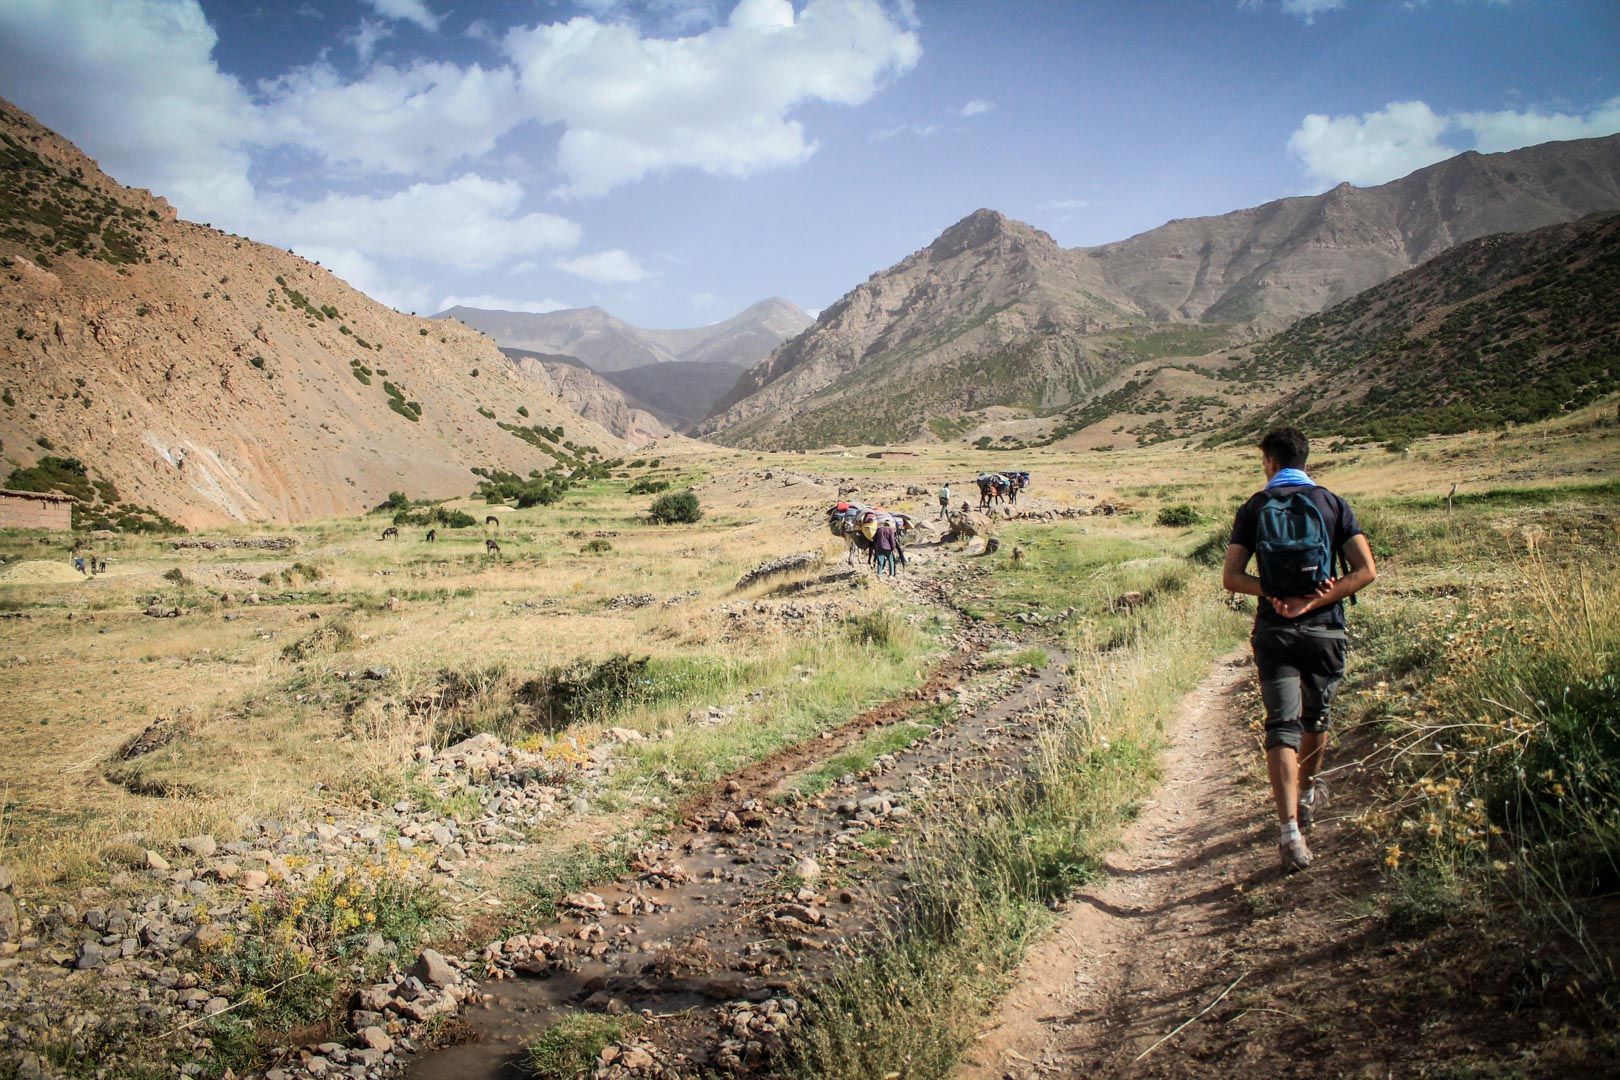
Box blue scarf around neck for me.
[1267,467,1314,489]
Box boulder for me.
[182,923,226,951]
[178,835,217,858]
[411,947,459,988]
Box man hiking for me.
[938,482,951,519]
[1222,428,1377,873]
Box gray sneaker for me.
[1298,779,1330,832]
[1279,834,1313,874]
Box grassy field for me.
[0,400,1616,1076]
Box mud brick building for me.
[0,489,73,531]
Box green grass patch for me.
[527,1013,643,1079]
[789,707,950,799]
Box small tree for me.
[648,491,701,525]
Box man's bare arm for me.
[1270,534,1378,618]
[1222,543,1264,598]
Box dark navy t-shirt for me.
[1229,485,1363,629]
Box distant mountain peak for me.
[702,135,1620,450]
[930,207,1050,256]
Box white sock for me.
[1280,820,1300,844]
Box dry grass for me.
[0,403,1613,901]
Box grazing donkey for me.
[485,539,502,555]
[381,526,399,540]
[425,529,437,542]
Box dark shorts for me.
[1251,624,1348,751]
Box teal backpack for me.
[1254,489,1333,600]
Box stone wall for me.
[0,493,72,531]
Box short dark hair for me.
[1259,427,1309,469]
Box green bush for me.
[648,490,701,524]
[627,477,670,495]
[519,654,653,731]
[392,506,479,528]
[1155,504,1203,528]
[582,538,613,554]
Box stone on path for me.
[411,948,459,988]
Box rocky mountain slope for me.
[0,98,615,528]
[1217,211,1620,442]
[703,135,1620,449]
[699,210,1149,449]
[500,347,670,445]
[438,297,811,373]
[1089,134,1620,328]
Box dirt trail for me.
[956,652,1279,1079]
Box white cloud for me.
[1042,198,1092,210]
[555,249,650,283]
[0,0,260,221]
[362,0,441,33]
[1280,0,1344,20]
[959,98,994,118]
[1456,97,1620,153]
[259,60,522,175]
[345,18,393,65]
[1288,100,1452,187]
[438,294,571,313]
[293,246,435,313]
[869,121,938,141]
[268,175,581,270]
[1289,97,1620,188]
[503,0,921,195]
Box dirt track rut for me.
[411,549,1072,1078]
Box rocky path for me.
[409,548,1072,1078]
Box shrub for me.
[582,538,613,554]
[846,608,902,648]
[627,477,670,495]
[393,506,479,528]
[519,654,653,731]
[648,490,702,525]
[1155,504,1203,528]
[516,405,529,418]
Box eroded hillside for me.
[0,99,616,528]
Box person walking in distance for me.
[1222,428,1377,873]
[873,519,899,577]
[937,482,951,519]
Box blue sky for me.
[1,0,1616,327]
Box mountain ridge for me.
[701,134,1620,449]
[437,297,812,373]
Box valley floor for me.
[1,407,1616,1080]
